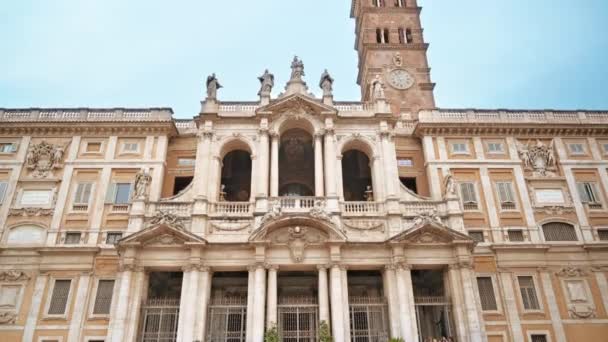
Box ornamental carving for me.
[411,209,442,228]
[0,270,30,282]
[342,219,385,232]
[259,201,282,227]
[209,221,251,232]
[556,267,587,278]
[569,305,596,319]
[309,200,332,223]
[148,211,185,230]
[9,207,53,217]
[0,312,17,325]
[144,234,183,246]
[271,226,325,263]
[25,141,65,177]
[533,206,575,215]
[517,140,557,177]
[133,169,152,200]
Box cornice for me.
[0,122,178,137]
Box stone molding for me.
[0,270,30,282]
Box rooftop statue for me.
[319,69,334,97]
[290,56,305,82]
[258,69,275,97]
[206,73,222,100]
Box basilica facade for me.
[1,1,608,342]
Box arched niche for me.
[5,224,46,245]
[279,128,315,196]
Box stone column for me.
[270,133,280,197]
[177,266,199,342]
[246,266,256,342]
[193,131,213,199]
[124,269,145,342]
[329,264,345,342]
[252,264,267,342]
[498,271,524,341]
[538,269,566,342]
[459,264,487,342]
[372,155,385,201]
[22,273,48,342]
[68,274,91,342]
[314,133,325,197]
[317,265,330,324]
[380,130,399,198]
[341,266,351,340]
[108,265,144,342]
[447,265,469,341]
[324,127,337,197]
[383,265,401,338]
[257,129,270,199]
[194,267,212,341]
[395,264,418,342]
[266,265,278,328]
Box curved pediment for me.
[118,224,207,249]
[249,215,346,243]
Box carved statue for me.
[219,184,227,202]
[290,56,305,82]
[412,209,442,227]
[364,185,374,202]
[518,139,557,176]
[260,200,282,225]
[309,200,331,222]
[149,211,184,230]
[25,141,65,177]
[370,75,386,101]
[206,73,222,100]
[393,52,403,67]
[443,173,457,199]
[133,169,152,200]
[319,69,334,97]
[257,69,274,96]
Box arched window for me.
[376,28,383,44]
[279,129,315,197]
[6,225,46,245]
[220,150,252,201]
[542,222,577,241]
[342,150,373,201]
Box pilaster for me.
[251,263,267,342]
[67,273,91,342]
[395,263,418,342]
[22,273,48,342]
[329,263,345,342]
[498,271,524,341]
[317,264,330,324]
[270,132,279,197]
[266,264,278,327]
[539,269,566,342]
[459,264,487,342]
[382,265,401,338]
[314,132,325,197]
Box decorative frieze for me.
[148,211,185,230]
[0,270,30,282]
[0,312,17,325]
[556,267,588,278]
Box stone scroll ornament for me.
[25,141,65,177]
[517,139,557,177]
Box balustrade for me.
[209,201,253,216]
[341,201,383,216]
[273,196,318,212]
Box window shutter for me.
[0,182,7,204]
[460,183,476,203]
[588,183,599,203]
[497,182,515,203]
[48,280,71,315]
[476,277,498,311]
[105,183,116,204]
[518,276,540,310]
[542,222,578,241]
[93,280,115,315]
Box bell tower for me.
[351,0,435,113]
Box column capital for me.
[384,264,397,271]
[266,264,279,271]
[314,131,325,139]
[119,263,144,273]
[269,130,279,139]
[258,127,269,135]
[182,264,211,273]
[317,264,331,271]
[249,262,267,270]
[396,263,412,271]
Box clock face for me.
[388,69,415,90]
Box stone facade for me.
[1,1,608,342]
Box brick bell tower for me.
[351,0,435,114]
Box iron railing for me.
[139,298,180,342]
[349,297,389,342]
[206,296,248,342]
[278,296,319,342]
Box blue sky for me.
[1,0,607,118]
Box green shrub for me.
[319,320,332,342]
[264,324,279,342]
[389,338,405,342]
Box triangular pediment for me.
[118,224,206,248]
[387,219,474,245]
[256,94,337,116]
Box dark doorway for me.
[342,150,372,201]
[172,176,193,196]
[221,150,252,201]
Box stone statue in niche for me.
[133,169,152,200]
[206,73,222,100]
[25,141,65,177]
[319,69,334,97]
[443,173,457,199]
[290,56,305,82]
[393,52,403,67]
[517,139,557,177]
[258,69,274,97]
[370,75,386,101]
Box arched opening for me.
[279,128,314,197]
[342,150,373,201]
[542,222,578,241]
[220,150,252,201]
[6,224,46,245]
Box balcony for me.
[341,201,384,216]
[209,202,254,217]
[272,196,319,213]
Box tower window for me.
[395,0,406,7]
[406,28,413,43]
[383,29,390,44]
[398,28,405,44]
[373,0,386,7]
[376,28,382,43]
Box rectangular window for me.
[20,189,52,206]
[487,142,504,154]
[603,143,608,155]
[451,142,468,154]
[459,182,478,210]
[577,182,601,208]
[496,182,516,210]
[569,143,585,155]
[48,279,71,315]
[477,277,498,311]
[93,279,115,315]
[106,183,133,204]
[534,189,565,204]
[518,276,540,310]
[0,182,7,204]
[0,143,16,153]
[73,182,93,205]
[177,158,196,167]
[85,142,102,153]
[531,335,548,342]
[122,142,139,153]
[106,232,123,244]
[508,230,525,242]
[598,229,608,241]
[469,231,484,243]
[64,232,82,244]
[397,158,413,167]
